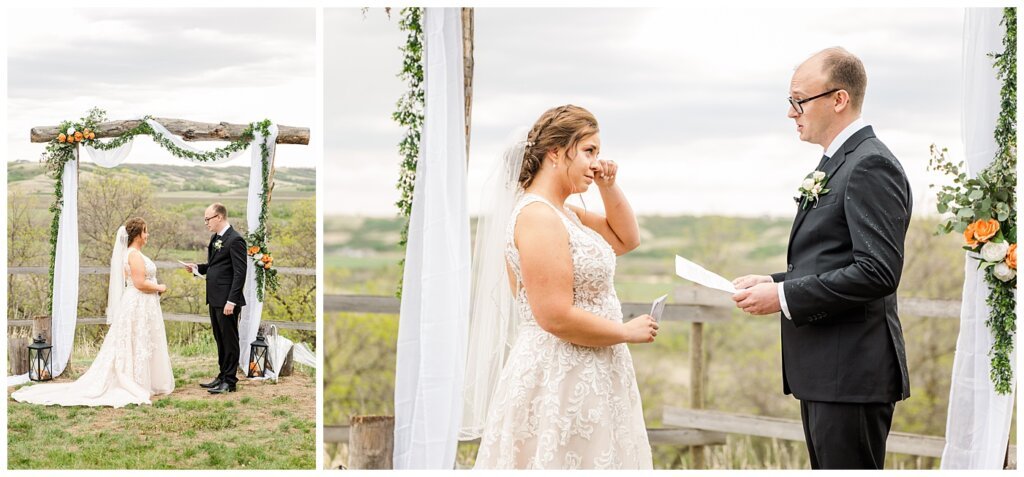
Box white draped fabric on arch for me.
[941,8,1015,470]
[7,118,277,387]
[392,7,471,470]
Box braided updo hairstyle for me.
[519,104,599,189]
[125,217,147,246]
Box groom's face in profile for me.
[204,206,224,233]
[788,58,834,147]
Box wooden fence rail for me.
[324,291,961,320]
[663,407,1015,467]
[323,290,977,468]
[7,265,315,330]
[7,313,314,331]
[324,425,728,448]
[9,263,315,276]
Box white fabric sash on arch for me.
[6,118,273,387]
[392,8,471,470]
[940,8,1014,470]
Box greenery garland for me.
[393,7,425,297]
[245,119,280,302]
[41,108,279,310]
[929,7,1016,394]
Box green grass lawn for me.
[8,344,315,470]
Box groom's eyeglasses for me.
[204,215,219,224]
[788,88,840,115]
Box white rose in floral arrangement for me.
[981,240,1009,263]
[66,127,76,135]
[253,253,264,261]
[993,262,1016,282]
[801,178,815,190]
[813,171,826,181]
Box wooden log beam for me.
[30,118,309,145]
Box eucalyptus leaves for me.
[929,7,1016,395]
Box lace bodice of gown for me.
[505,193,624,326]
[123,248,158,286]
[473,193,652,469]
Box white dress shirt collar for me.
[824,117,868,159]
[218,224,231,237]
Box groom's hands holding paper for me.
[732,274,781,315]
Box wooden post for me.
[32,315,53,346]
[8,336,29,375]
[462,7,474,161]
[690,321,706,469]
[279,346,294,377]
[349,415,395,469]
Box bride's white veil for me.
[460,127,530,440]
[106,226,129,325]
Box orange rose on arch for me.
[248,246,260,256]
[57,133,67,143]
[74,132,84,142]
[1008,244,1017,270]
[964,222,979,248]
[973,219,1000,243]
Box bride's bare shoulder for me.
[515,202,566,238]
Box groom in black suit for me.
[732,47,911,469]
[185,203,248,394]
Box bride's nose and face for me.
[555,133,602,194]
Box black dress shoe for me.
[208,382,237,394]
[199,378,223,389]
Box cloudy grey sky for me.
[326,7,971,217]
[7,8,316,168]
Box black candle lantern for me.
[248,334,269,378]
[28,335,53,382]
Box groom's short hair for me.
[819,47,867,112]
[211,202,228,218]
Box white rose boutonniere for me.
[214,239,223,251]
[795,170,831,210]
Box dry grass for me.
[8,347,315,470]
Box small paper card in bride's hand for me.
[675,255,736,294]
[650,294,668,322]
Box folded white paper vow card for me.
[650,294,668,322]
[675,255,736,294]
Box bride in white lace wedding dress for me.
[465,105,658,469]
[12,218,175,407]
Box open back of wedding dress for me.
[11,248,174,407]
[473,193,653,469]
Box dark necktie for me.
[815,154,830,171]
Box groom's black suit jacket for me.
[197,226,247,308]
[770,126,911,404]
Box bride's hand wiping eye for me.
[595,159,618,188]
